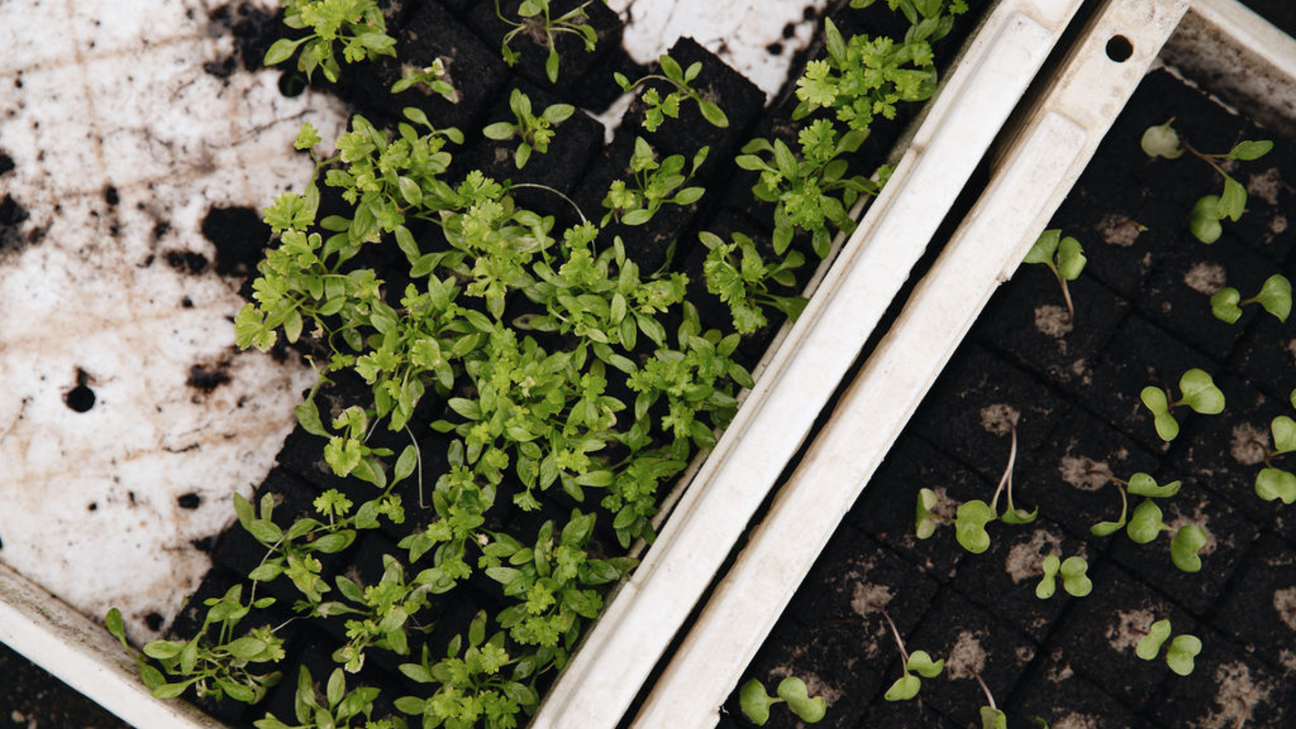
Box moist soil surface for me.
[724,59,1296,729]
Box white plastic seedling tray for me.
[631,1,1296,728]
[531,1,1085,727]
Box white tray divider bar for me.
[630,1,1189,727]
[0,561,225,729]
[529,2,1084,727]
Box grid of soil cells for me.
[724,68,1296,729]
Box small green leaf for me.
[739,678,779,726]
[1025,229,1061,265]
[1218,177,1247,222]
[1126,473,1181,498]
[1226,139,1273,161]
[1210,287,1243,324]
[776,677,826,723]
[980,706,1008,729]
[1001,505,1039,525]
[907,650,944,678]
[1127,500,1164,544]
[1090,519,1125,537]
[1137,618,1172,660]
[1254,274,1292,322]
[1140,386,1179,441]
[1273,415,1296,454]
[884,674,921,702]
[1166,634,1202,675]
[915,488,941,539]
[1170,524,1208,572]
[1179,368,1225,415]
[1255,467,1296,504]
[698,99,729,128]
[1056,236,1086,280]
[954,500,994,554]
[1036,554,1059,599]
[1060,556,1093,597]
[1188,195,1223,244]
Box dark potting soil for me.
[728,66,1296,729]
[133,0,993,727]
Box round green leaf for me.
[1056,236,1087,280]
[955,500,994,554]
[1170,524,1208,573]
[1255,274,1292,322]
[739,678,778,725]
[884,674,921,702]
[1140,120,1183,159]
[1166,634,1202,676]
[1188,195,1223,244]
[776,677,826,723]
[1035,554,1059,599]
[698,99,729,128]
[1255,467,1296,504]
[1060,556,1092,597]
[1140,386,1179,441]
[1127,473,1181,498]
[907,650,944,678]
[1179,368,1225,415]
[1210,287,1242,324]
[1136,618,1172,660]
[980,706,1009,729]
[1274,415,1296,454]
[1127,500,1164,544]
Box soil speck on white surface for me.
[0,0,339,641]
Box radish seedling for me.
[1139,368,1225,442]
[739,676,826,725]
[874,605,944,701]
[1135,619,1201,676]
[1090,472,1207,572]
[1023,229,1086,321]
[1035,554,1092,598]
[1210,273,1291,324]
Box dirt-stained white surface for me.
[0,0,344,641]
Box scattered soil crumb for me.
[1279,649,1296,672]
[851,582,894,618]
[1005,529,1064,583]
[1058,453,1112,492]
[980,404,1020,435]
[1197,661,1271,729]
[1107,609,1156,652]
[1230,423,1269,466]
[1035,304,1073,340]
[1287,340,1296,366]
[1053,714,1099,729]
[1096,213,1143,247]
[1183,262,1226,295]
[1046,653,1074,683]
[1274,587,1296,631]
[1247,168,1283,205]
[1271,214,1288,235]
[945,630,986,679]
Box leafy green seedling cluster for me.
[1210,273,1292,324]
[253,666,384,729]
[699,230,808,335]
[264,0,396,83]
[1089,473,1208,572]
[1136,619,1201,676]
[1023,229,1086,321]
[495,0,599,83]
[1140,119,1273,243]
[483,88,576,169]
[1139,368,1225,442]
[739,676,827,725]
[916,423,1037,553]
[1035,554,1092,599]
[615,53,730,131]
[601,138,708,226]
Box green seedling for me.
[390,57,458,102]
[496,0,599,83]
[1254,410,1296,504]
[1141,119,1273,240]
[1139,368,1225,441]
[253,666,384,729]
[738,676,827,725]
[954,423,1038,553]
[1135,619,1201,676]
[601,137,708,226]
[1210,273,1292,324]
[699,230,808,335]
[1035,554,1092,598]
[615,53,729,131]
[483,88,575,169]
[264,0,396,83]
[1091,472,1205,572]
[1023,229,1086,321]
[874,605,944,701]
[971,672,1007,729]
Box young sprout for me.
[1139,369,1225,441]
[615,53,729,131]
[972,672,1007,729]
[495,0,599,83]
[1188,195,1224,244]
[876,605,944,701]
[482,88,575,169]
[1254,412,1296,504]
[1210,273,1292,324]
[390,57,458,102]
[1023,229,1086,321]
[1091,472,1206,572]
[739,676,827,725]
[1135,619,1201,676]
[954,423,1038,553]
[1035,554,1092,598]
[1140,118,1183,159]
